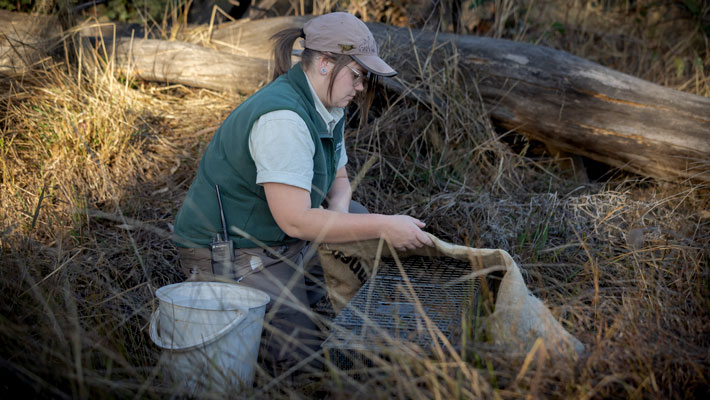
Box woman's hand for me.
[381,215,433,251]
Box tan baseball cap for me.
[303,12,397,77]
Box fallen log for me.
[365,23,710,184]
[205,16,710,183]
[70,18,273,93]
[11,10,709,183]
[206,15,307,58]
[110,38,272,94]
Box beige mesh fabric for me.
[318,233,585,357]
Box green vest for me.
[173,64,344,248]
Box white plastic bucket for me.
[149,282,270,394]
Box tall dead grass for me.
[0,37,237,397]
[345,17,709,396]
[1,0,709,398]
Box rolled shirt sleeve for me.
[249,110,316,192]
[248,74,349,192]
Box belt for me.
[214,241,308,282]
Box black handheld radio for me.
[210,184,234,276]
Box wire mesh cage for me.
[322,255,488,370]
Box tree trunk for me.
[363,23,710,183]
[205,16,710,183]
[110,38,272,94]
[7,11,709,183]
[207,15,307,59]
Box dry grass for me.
[1,0,709,398]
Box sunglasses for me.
[345,64,369,87]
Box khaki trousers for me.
[177,241,318,373]
[176,200,368,373]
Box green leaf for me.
[683,0,700,15]
[674,57,686,79]
[0,0,16,11]
[552,21,566,35]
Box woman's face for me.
[326,62,366,108]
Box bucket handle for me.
[149,307,248,351]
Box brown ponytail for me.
[272,28,320,81]
[271,28,301,80]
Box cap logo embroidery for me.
[338,43,355,52]
[356,37,377,54]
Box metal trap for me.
[322,255,490,370]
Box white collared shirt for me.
[248,74,347,192]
